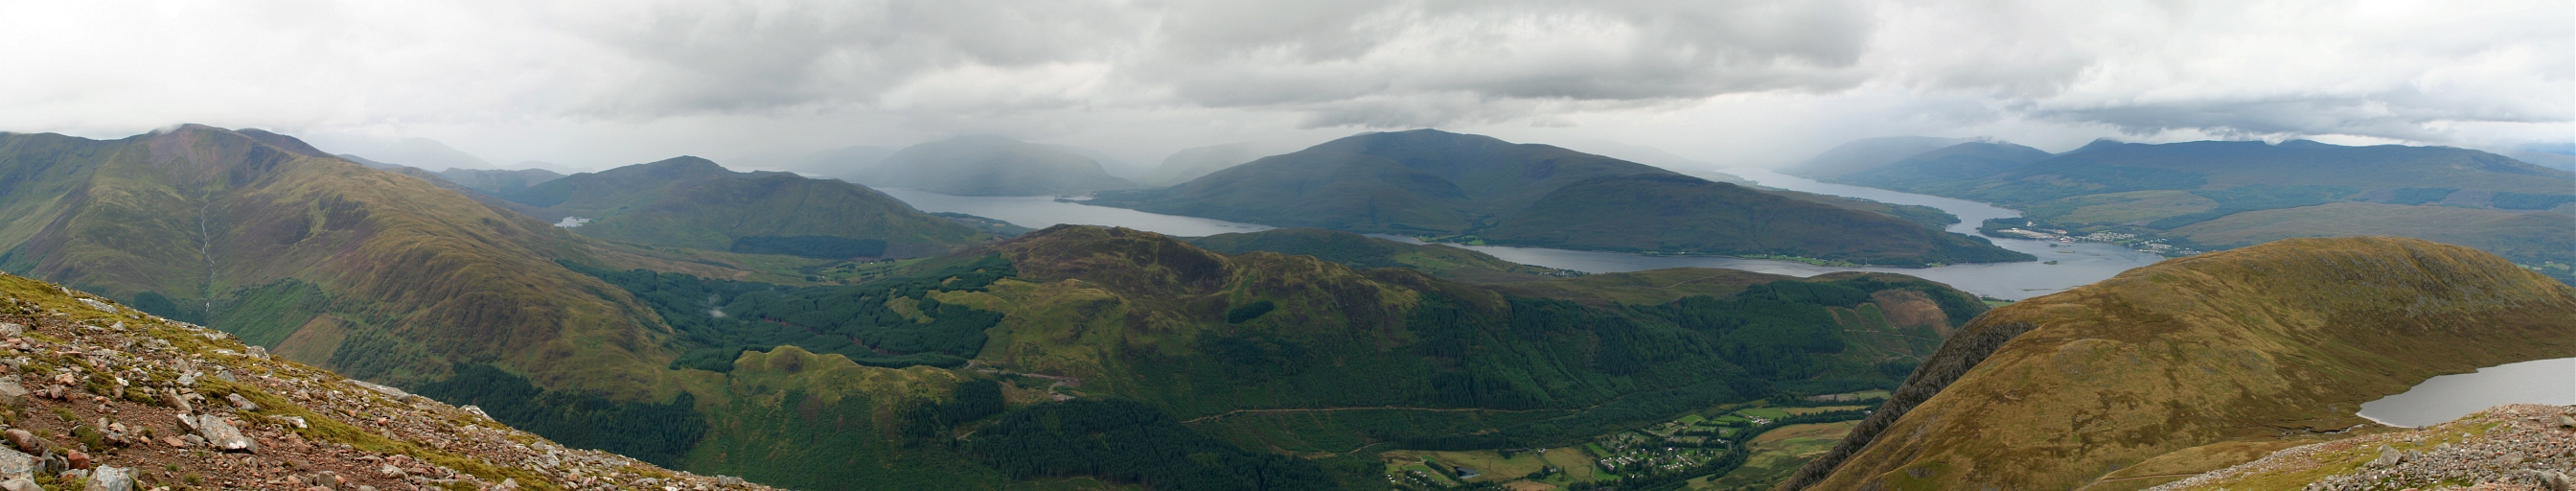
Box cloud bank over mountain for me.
[3,0,2564,168]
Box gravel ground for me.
[2149,404,2574,491]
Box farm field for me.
[1689,420,1861,490]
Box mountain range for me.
[1798,137,2576,281]
[1095,129,2033,267]
[4,124,2569,490]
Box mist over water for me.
[885,170,2170,299]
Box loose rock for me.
[81,465,129,491]
[194,415,256,453]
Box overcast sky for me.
[4,0,2568,172]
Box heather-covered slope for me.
[1095,129,2026,266]
[1784,237,2576,490]
[500,156,991,257]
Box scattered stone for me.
[81,465,129,491]
[160,388,188,413]
[1,430,38,455]
[195,415,256,453]
[0,478,33,491]
[72,299,114,314]
[0,446,30,480]
[226,392,259,411]
[244,345,267,360]
[62,450,86,470]
[0,378,26,407]
[0,324,18,339]
[2560,414,2574,430]
[2365,445,2404,468]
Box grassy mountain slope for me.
[1095,129,2024,265]
[0,125,676,398]
[1186,228,1571,284]
[1785,237,2576,490]
[1479,175,2032,266]
[857,135,1139,197]
[500,156,990,257]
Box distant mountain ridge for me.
[1799,137,2576,281]
[1095,129,2031,267]
[498,155,991,257]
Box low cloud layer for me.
[3,0,2565,168]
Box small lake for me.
[879,170,2171,300]
[2358,357,2576,428]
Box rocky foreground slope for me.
[2149,404,2574,491]
[0,271,769,491]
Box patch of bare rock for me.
[2150,404,2575,491]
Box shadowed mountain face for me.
[1784,237,2576,490]
[0,125,673,394]
[497,156,991,258]
[850,135,1139,196]
[1094,129,2031,266]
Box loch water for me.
[2358,358,2576,428]
[880,169,2173,300]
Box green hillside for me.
[1784,237,2576,490]
[1186,228,1573,284]
[853,135,1139,196]
[556,224,1990,488]
[500,156,992,257]
[1094,129,2026,266]
[1816,138,2576,279]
